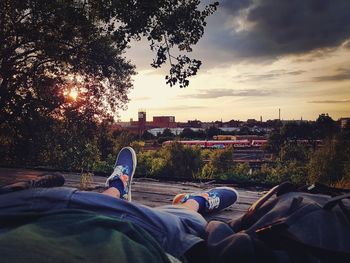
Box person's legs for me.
[0,173,65,194]
[0,147,238,260]
[102,187,121,198]
[175,198,200,212]
[104,146,137,200]
[173,187,239,214]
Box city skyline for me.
[119,0,350,122]
[118,111,345,124]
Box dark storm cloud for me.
[314,68,350,82]
[308,99,350,104]
[180,88,272,99]
[220,0,252,14]
[197,0,350,64]
[130,0,350,70]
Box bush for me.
[308,137,350,186]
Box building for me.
[152,116,176,128]
[138,111,147,134]
[119,111,177,135]
[339,117,350,129]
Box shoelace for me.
[108,165,129,191]
[111,166,124,178]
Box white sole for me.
[121,147,137,201]
[106,147,137,201]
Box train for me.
[162,140,268,149]
[162,139,322,149]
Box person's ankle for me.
[109,178,126,197]
[187,196,206,213]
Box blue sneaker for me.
[173,187,239,214]
[105,147,137,201]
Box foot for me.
[173,187,239,214]
[0,173,65,194]
[105,147,137,201]
[32,173,65,188]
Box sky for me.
[119,0,350,122]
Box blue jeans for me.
[0,187,207,258]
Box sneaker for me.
[31,173,65,188]
[0,173,65,194]
[105,147,137,201]
[173,187,239,214]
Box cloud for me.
[220,0,252,15]
[131,96,152,101]
[150,105,206,111]
[128,0,350,71]
[308,99,350,104]
[180,88,272,99]
[195,0,350,66]
[344,40,350,49]
[313,68,350,82]
[237,69,305,82]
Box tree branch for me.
[163,34,173,66]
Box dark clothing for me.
[0,187,206,259]
[0,209,170,263]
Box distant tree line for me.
[141,125,267,144]
[136,114,350,188]
[264,114,350,188]
[1,112,349,188]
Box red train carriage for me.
[251,140,268,147]
[162,140,252,148]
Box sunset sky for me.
[120,0,350,122]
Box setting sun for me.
[68,89,78,100]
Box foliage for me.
[280,143,310,163]
[136,143,202,178]
[0,0,218,128]
[314,113,339,139]
[80,172,94,190]
[157,136,175,144]
[162,142,202,178]
[266,114,340,157]
[308,137,350,186]
[265,130,283,154]
[141,131,155,140]
[179,128,206,139]
[180,128,196,139]
[199,147,233,179]
[206,126,221,139]
[0,0,218,168]
[161,128,175,138]
[1,0,134,128]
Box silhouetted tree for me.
[309,136,350,186]
[0,0,218,125]
[141,131,155,140]
[0,0,218,165]
[266,129,283,155]
[162,128,174,138]
[180,128,196,139]
[314,113,339,139]
[206,126,220,139]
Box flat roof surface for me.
[0,168,265,222]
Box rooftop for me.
[0,168,265,222]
